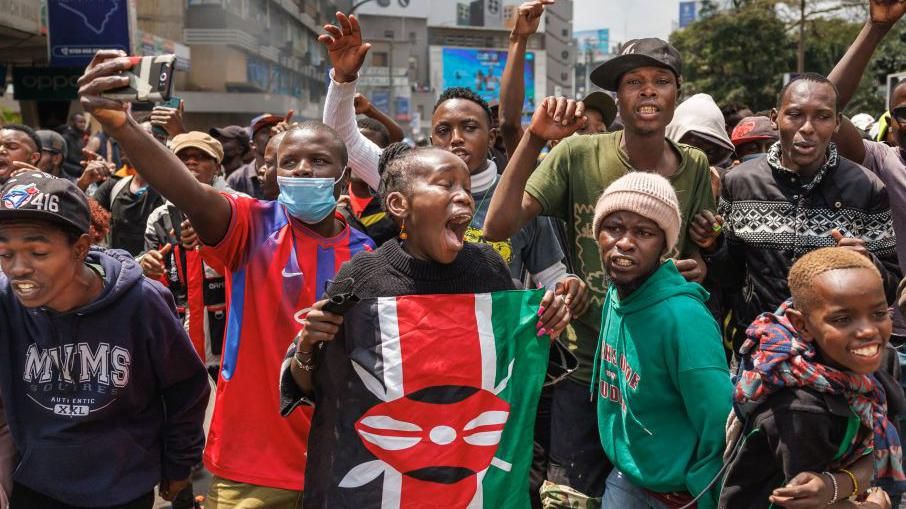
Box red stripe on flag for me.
[394,294,483,392]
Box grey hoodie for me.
[666,93,735,165]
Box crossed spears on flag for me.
[337,295,519,508]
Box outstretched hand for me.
[320,12,371,83]
[512,1,554,39]
[555,275,590,318]
[870,0,906,26]
[769,471,833,508]
[77,50,135,132]
[689,210,723,252]
[527,96,587,142]
[149,100,185,137]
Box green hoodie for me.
[592,261,731,509]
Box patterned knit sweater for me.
[709,143,900,345]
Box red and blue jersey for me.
[201,194,373,489]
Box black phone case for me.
[321,293,360,315]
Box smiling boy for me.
[720,247,904,508]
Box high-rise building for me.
[177,0,337,128]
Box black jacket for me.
[719,366,905,508]
[0,249,209,506]
[709,146,901,348]
[60,126,86,179]
[719,387,857,508]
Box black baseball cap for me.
[36,130,67,155]
[0,171,90,234]
[582,91,617,128]
[590,38,682,92]
[209,125,250,143]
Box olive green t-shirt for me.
[525,131,715,383]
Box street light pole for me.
[384,29,396,118]
[349,0,375,15]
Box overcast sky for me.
[573,0,681,44]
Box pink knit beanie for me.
[592,172,682,254]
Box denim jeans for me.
[602,471,672,509]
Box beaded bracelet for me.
[293,346,316,372]
[839,468,858,499]
[821,471,839,505]
[293,352,315,372]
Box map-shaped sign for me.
[47,0,131,68]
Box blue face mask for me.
[277,172,344,223]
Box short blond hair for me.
[788,247,881,311]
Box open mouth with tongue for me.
[444,212,472,251]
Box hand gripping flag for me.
[332,289,549,508]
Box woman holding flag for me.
[280,144,575,508]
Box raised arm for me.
[355,93,405,143]
[829,0,906,162]
[499,1,552,157]
[483,96,585,241]
[78,51,232,246]
[320,12,382,189]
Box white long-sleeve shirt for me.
[321,69,569,290]
[322,71,382,190]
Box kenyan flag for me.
[331,289,549,508]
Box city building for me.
[339,0,573,138]
[0,1,338,130]
[179,0,337,128]
[336,0,433,138]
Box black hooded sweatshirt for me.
[0,247,210,506]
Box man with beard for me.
[35,130,68,178]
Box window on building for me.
[372,52,389,67]
[561,50,569,59]
[562,28,569,37]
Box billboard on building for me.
[47,0,132,67]
[679,1,697,28]
[12,67,82,100]
[435,47,536,114]
[575,29,610,64]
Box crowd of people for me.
[1,0,906,508]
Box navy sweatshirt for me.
[0,247,210,507]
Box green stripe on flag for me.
[478,289,549,508]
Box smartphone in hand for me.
[102,54,176,102]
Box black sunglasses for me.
[892,106,906,124]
